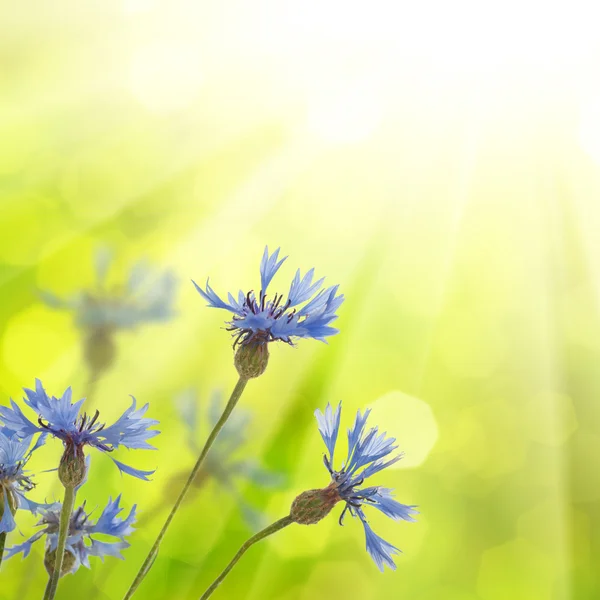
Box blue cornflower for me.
[0,428,49,533]
[291,403,417,572]
[173,389,284,529]
[193,246,344,348]
[6,495,136,575]
[40,247,177,331]
[40,247,177,377]
[0,379,159,482]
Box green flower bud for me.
[84,326,116,376]
[44,547,77,578]
[290,484,341,525]
[234,343,269,379]
[58,442,87,489]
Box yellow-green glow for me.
[0,0,598,598]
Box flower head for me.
[291,403,417,572]
[40,247,178,376]
[6,495,136,575]
[175,389,284,529]
[0,428,49,533]
[0,380,159,481]
[40,247,178,332]
[193,246,344,348]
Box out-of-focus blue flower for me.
[175,389,284,529]
[315,403,417,572]
[193,246,344,347]
[6,495,136,573]
[0,380,159,481]
[0,428,49,533]
[39,247,178,331]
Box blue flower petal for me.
[96,397,159,451]
[14,491,54,515]
[314,402,342,463]
[192,279,236,311]
[359,512,400,572]
[91,495,136,537]
[287,268,325,307]
[4,530,46,559]
[370,488,418,522]
[260,246,287,293]
[345,408,371,465]
[110,457,155,481]
[0,399,41,437]
[88,539,130,560]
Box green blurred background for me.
[1,1,600,598]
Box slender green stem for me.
[0,531,6,570]
[123,377,249,600]
[199,516,293,600]
[135,469,209,529]
[42,485,76,600]
[88,471,211,600]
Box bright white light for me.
[128,42,203,113]
[259,0,597,76]
[122,0,157,14]
[306,80,384,144]
[579,89,600,164]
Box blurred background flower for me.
[39,247,177,384]
[0,0,599,598]
[137,388,285,532]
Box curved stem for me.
[199,516,294,600]
[89,471,211,599]
[42,485,76,600]
[123,377,249,600]
[135,469,209,530]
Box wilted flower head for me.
[6,495,136,575]
[0,428,48,533]
[175,389,284,529]
[40,247,177,332]
[0,380,159,481]
[193,246,344,348]
[291,403,417,572]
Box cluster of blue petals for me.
[39,247,177,330]
[193,247,344,346]
[315,403,417,571]
[0,428,49,533]
[6,495,136,572]
[0,380,159,480]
